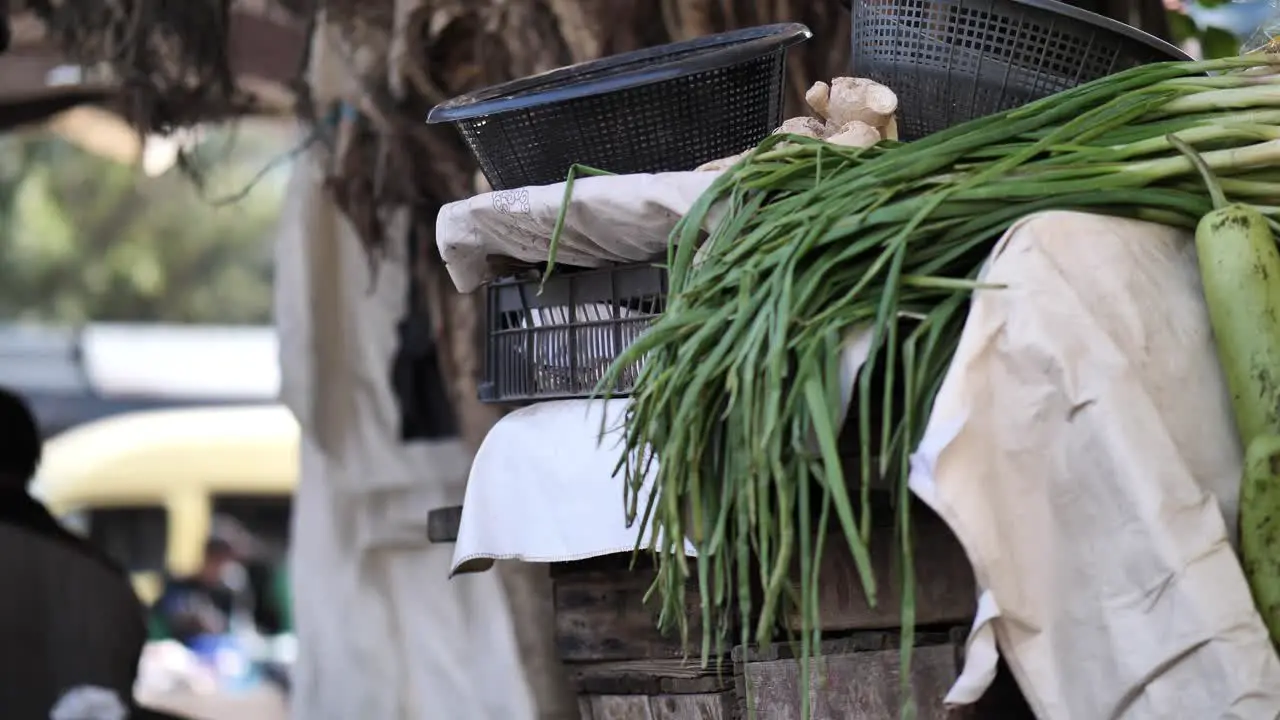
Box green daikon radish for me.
[1173,135,1280,642]
[1243,434,1280,644]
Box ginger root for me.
[696,86,900,173]
[697,115,834,171]
[882,116,899,142]
[772,116,831,140]
[826,120,881,148]
[828,78,897,128]
[806,77,899,143]
[805,82,832,122]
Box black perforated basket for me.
[481,264,667,404]
[427,24,811,191]
[844,0,1191,140]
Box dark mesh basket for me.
[481,264,667,404]
[427,24,811,191]
[847,0,1191,140]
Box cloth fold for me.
[912,211,1280,718]
[436,171,718,293]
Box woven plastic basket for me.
[843,0,1191,139]
[427,24,811,191]
[481,264,667,403]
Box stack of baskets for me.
[429,24,811,403]
[430,6,1188,404]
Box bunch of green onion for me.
[578,54,1280,718]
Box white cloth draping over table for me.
[451,399,684,574]
[448,188,1280,717]
[913,211,1280,718]
[451,334,872,573]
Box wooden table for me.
[429,497,1032,718]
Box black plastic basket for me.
[844,0,1191,140]
[427,24,811,191]
[481,264,667,404]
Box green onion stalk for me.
[568,54,1280,719]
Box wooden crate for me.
[551,554,713,663]
[733,630,967,720]
[553,554,738,719]
[549,504,1024,719]
[572,658,738,720]
[734,630,1035,720]
[789,502,977,632]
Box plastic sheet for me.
[1243,2,1280,53]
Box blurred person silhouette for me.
[153,515,291,645]
[0,387,186,718]
[151,535,244,647]
[0,388,111,557]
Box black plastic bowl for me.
[428,24,812,190]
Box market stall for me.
[428,3,1280,718]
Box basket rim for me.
[848,0,1191,63]
[426,23,811,124]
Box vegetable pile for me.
[596,54,1280,716]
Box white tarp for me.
[440,165,1280,719]
[273,148,534,720]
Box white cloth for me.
[452,334,871,573]
[290,437,533,720]
[451,400,686,573]
[274,149,534,720]
[435,172,718,292]
[912,211,1280,718]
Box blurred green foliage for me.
[0,120,294,325]
[1166,0,1273,58]
[1168,8,1244,57]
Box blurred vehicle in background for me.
[0,322,279,438]
[1,320,293,719]
[30,403,297,717]
[31,403,297,618]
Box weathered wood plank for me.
[568,658,733,695]
[579,693,734,720]
[733,631,958,664]
[553,556,709,662]
[738,642,959,720]
[792,507,976,633]
[553,513,973,664]
[426,505,463,543]
[648,693,734,720]
[582,695,655,720]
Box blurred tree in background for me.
[0,120,294,325]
